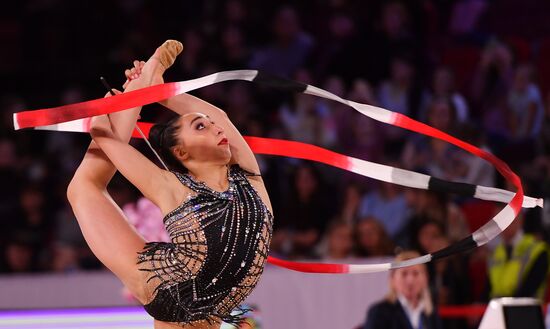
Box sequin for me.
[136,164,273,326]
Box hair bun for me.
[149,123,167,150]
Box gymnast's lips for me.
[218,138,228,145]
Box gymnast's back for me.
[137,163,273,326]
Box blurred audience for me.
[3,5,550,322]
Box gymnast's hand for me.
[122,60,146,89]
[90,89,122,137]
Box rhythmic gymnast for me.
[67,40,273,328]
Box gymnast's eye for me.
[196,122,205,130]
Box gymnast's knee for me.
[66,173,104,205]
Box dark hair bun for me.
[149,123,167,150]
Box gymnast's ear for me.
[172,145,189,162]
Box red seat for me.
[460,201,497,232]
[441,46,482,93]
[504,36,532,62]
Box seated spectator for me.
[377,55,417,117]
[406,190,468,243]
[419,66,469,123]
[354,217,395,258]
[337,182,363,224]
[377,56,420,153]
[320,220,354,260]
[363,250,443,329]
[497,63,546,165]
[248,5,314,77]
[51,241,79,272]
[453,123,496,187]
[484,212,549,301]
[278,73,339,148]
[280,163,337,259]
[401,97,463,180]
[470,40,514,142]
[358,181,411,244]
[1,232,38,273]
[411,219,445,255]
[508,64,545,140]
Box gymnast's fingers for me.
[133,60,141,74]
[130,67,139,80]
[125,69,132,80]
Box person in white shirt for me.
[363,251,443,329]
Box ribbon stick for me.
[14,70,543,274]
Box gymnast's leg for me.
[66,41,182,304]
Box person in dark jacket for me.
[364,250,443,329]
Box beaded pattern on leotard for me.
[136,164,273,326]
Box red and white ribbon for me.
[14,70,542,274]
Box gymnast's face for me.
[172,112,231,164]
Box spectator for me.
[412,219,446,254]
[50,242,79,272]
[453,123,496,187]
[0,139,20,243]
[406,190,468,244]
[320,220,354,260]
[249,5,314,77]
[278,73,339,148]
[219,26,250,70]
[363,250,443,329]
[497,63,546,165]
[419,66,469,123]
[471,40,514,139]
[358,181,411,244]
[484,212,550,301]
[401,97,462,179]
[361,1,424,85]
[378,56,418,117]
[507,64,544,140]
[377,55,422,154]
[17,184,53,253]
[354,217,395,258]
[343,80,385,163]
[337,182,363,224]
[280,163,337,259]
[427,237,471,329]
[2,234,37,273]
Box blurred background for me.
[1,0,550,328]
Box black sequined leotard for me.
[137,164,273,325]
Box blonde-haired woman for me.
[363,251,442,329]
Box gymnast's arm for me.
[89,112,183,215]
[160,93,273,214]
